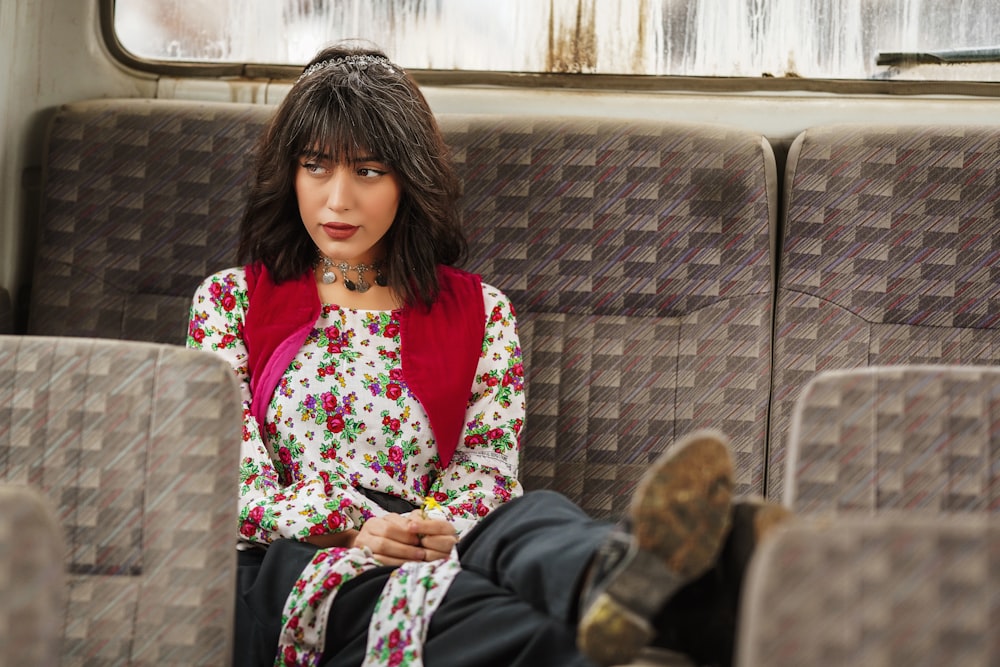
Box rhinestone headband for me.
[297,54,400,83]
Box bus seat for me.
[27,99,778,519]
[27,99,271,344]
[0,484,64,667]
[441,115,778,517]
[783,365,1000,515]
[768,124,1000,499]
[0,335,241,665]
[736,514,1000,666]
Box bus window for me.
[111,0,1000,81]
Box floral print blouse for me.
[187,268,525,546]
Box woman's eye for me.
[357,167,386,178]
[301,161,326,174]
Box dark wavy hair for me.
[237,42,467,309]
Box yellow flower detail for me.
[421,496,442,519]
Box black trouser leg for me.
[234,540,325,667]
[323,491,612,667]
[456,489,613,623]
[237,492,612,667]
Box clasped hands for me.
[304,510,458,566]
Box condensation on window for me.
[113,0,1000,81]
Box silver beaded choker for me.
[318,254,388,293]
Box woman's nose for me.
[325,167,354,210]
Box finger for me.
[367,515,421,546]
[422,547,452,562]
[408,518,457,536]
[357,534,426,563]
[419,533,459,554]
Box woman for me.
[188,42,782,667]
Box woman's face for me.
[295,150,402,265]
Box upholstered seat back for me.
[0,335,241,665]
[738,515,1000,666]
[444,116,777,515]
[28,99,270,343]
[784,365,1000,514]
[769,125,1000,498]
[29,101,778,518]
[0,484,64,667]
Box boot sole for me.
[578,429,735,666]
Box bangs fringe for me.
[291,85,399,166]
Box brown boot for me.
[649,498,793,667]
[578,430,735,666]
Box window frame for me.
[101,0,1000,99]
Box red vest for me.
[243,264,485,468]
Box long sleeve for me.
[428,284,525,537]
[186,269,382,546]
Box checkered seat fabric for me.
[0,484,64,667]
[441,116,778,517]
[783,365,1000,514]
[737,515,1000,666]
[28,99,272,344]
[768,125,1000,499]
[28,99,778,519]
[0,335,242,665]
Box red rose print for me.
[220,333,235,347]
[485,375,499,387]
[465,434,485,446]
[327,414,345,433]
[209,282,222,297]
[388,445,403,463]
[476,503,490,517]
[433,491,448,502]
[278,447,292,465]
[512,363,524,376]
[248,506,265,523]
[389,368,404,381]
[221,294,236,311]
[491,306,503,322]
[309,524,325,535]
[389,649,404,667]
[389,628,401,648]
[487,428,504,440]
[239,521,257,538]
[324,572,343,590]
[389,418,401,433]
[385,383,402,400]
[192,328,205,343]
[322,392,337,412]
[326,512,342,530]
[384,323,400,338]
[283,646,297,664]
